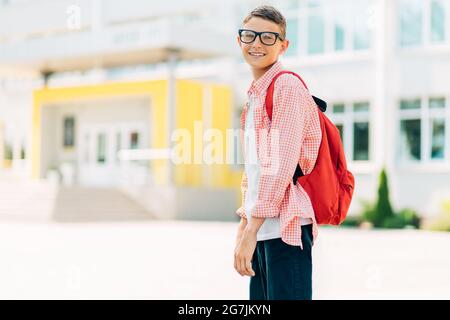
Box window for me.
[430,118,445,159]
[130,132,140,149]
[354,102,370,112]
[398,0,450,47]
[335,23,345,51]
[63,116,75,147]
[431,0,446,43]
[336,124,344,143]
[352,0,372,50]
[352,102,370,161]
[84,133,90,163]
[354,122,369,160]
[400,99,421,110]
[285,18,299,56]
[400,119,421,161]
[307,1,325,54]
[328,0,350,52]
[97,133,106,163]
[333,103,345,113]
[303,0,372,55]
[399,0,423,47]
[116,132,121,162]
[278,0,300,10]
[429,97,446,160]
[329,101,371,162]
[430,97,446,109]
[398,97,448,164]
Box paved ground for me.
[0,220,449,299]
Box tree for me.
[364,168,395,227]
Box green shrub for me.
[341,215,362,227]
[382,208,420,229]
[398,208,421,228]
[363,168,394,228]
[359,168,421,229]
[360,199,375,224]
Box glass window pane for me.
[116,132,121,161]
[330,0,350,52]
[279,0,300,10]
[353,122,369,161]
[429,97,446,109]
[130,132,139,149]
[335,24,345,51]
[353,102,370,112]
[286,18,299,56]
[400,99,421,110]
[333,103,345,113]
[84,133,90,163]
[336,124,344,145]
[353,30,371,50]
[63,116,75,147]
[400,119,421,161]
[431,0,446,43]
[97,133,106,163]
[353,1,372,50]
[430,118,445,159]
[399,0,423,47]
[308,8,325,54]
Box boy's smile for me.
[237,17,289,80]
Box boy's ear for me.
[280,39,290,55]
[236,36,242,47]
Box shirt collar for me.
[247,60,283,97]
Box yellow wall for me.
[210,84,242,189]
[173,80,242,190]
[32,79,242,190]
[174,80,203,186]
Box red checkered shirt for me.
[235,60,322,248]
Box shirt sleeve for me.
[235,103,248,219]
[235,171,248,219]
[250,74,315,218]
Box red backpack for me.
[265,71,355,225]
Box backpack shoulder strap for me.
[264,70,310,184]
[265,70,309,121]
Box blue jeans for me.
[249,224,313,300]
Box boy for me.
[233,5,322,300]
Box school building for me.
[0,0,449,220]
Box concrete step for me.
[0,178,155,222]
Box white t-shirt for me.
[244,94,312,241]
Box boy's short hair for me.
[242,5,286,40]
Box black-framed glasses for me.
[238,29,284,46]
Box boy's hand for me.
[234,228,257,277]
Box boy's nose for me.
[250,38,264,49]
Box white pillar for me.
[383,0,397,174]
[167,49,179,186]
[374,0,394,173]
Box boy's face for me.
[237,16,289,70]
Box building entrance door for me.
[78,123,147,186]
